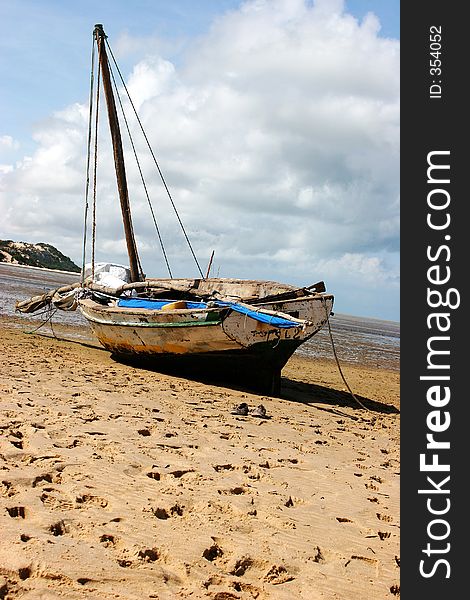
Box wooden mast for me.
[94,24,141,283]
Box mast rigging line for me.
[91,55,101,282]
[104,38,205,279]
[81,35,96,284]
[108,63,173,278]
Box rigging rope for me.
[91,52,102,282]
[81,34,96,284]
[108,63,173,278]
[324,307,370,413]
[25,307,58,336]
[105,39,205,279]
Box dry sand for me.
[1,317,400,599]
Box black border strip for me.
[401,2,466,596]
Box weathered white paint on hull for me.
[78,295,333,357]
[87,317,240,355]
[256,296,333,326]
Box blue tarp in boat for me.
[117,297,301,328]
[118,299,206,310]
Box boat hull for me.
[79,294,333,394]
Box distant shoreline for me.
[0,261,81,277]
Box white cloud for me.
[0,135,20,174]
[0,135,19,150]
[0,0,399,319]
[317,252,398,284]
[126,58,176,111]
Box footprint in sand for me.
[202,542,224,562]
[152,503,184,519]
[263,564,295,585]
[53,438,81,449]
[377,513,393,523]
[230,556,257,577]
[1,565,33,593]
[100,534,118,548]
[1,481,18,497]
[32,472,58,487]
[218,486,248,496]
[167,469,194,479]
[8,430,24,449]
[117,559,133,568]
[213,464,235,472]
[40,489,75,510]
[75,494,108,508]
[114,545,161,569]
[6,506,26,518]
[49,520,68,536]
[138,548,160,562]
[310,546,325,563]
[370,475,384,484]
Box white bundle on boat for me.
[84,263,131,289]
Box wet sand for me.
[1,317,400,599]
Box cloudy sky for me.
[0,0,399,321]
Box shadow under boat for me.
[112,351,398,414]
[33,330,397,414]
[281,378,399,415]
[110,343,298,397]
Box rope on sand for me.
[25,307,59,338]
[325,313,371,413]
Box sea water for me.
[0,263,88,331]
[297,313,399,371]
[0,263,399,371]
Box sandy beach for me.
[1,316,399,599]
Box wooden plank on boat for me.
[249,281,326,304]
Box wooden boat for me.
[16,24,334,395]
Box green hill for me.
[0,240,80,272]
